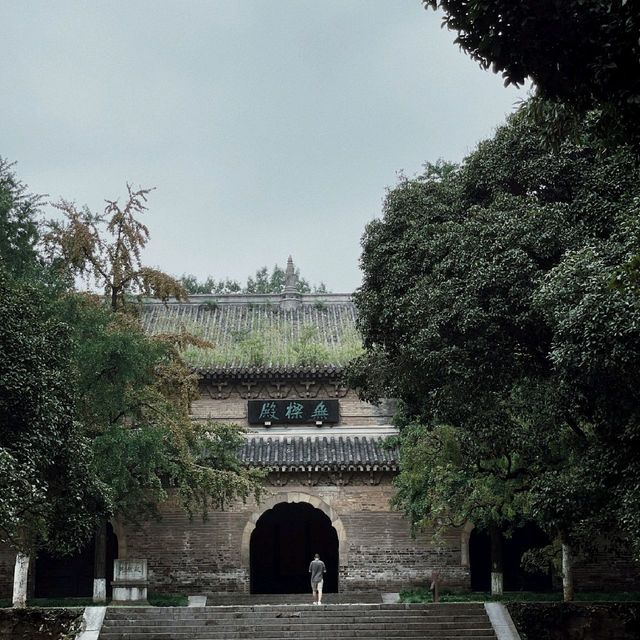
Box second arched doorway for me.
[250,502,339,594]
[469,523,553,592]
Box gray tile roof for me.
[141,294,362,373]
[239,436,399,470]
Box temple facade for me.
[1,259,637,599]
[131,260,470,594]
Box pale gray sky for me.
[2,1,526,291]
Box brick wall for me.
[125,506,249,594]
[339,511,467,591]
[122,478,469,595]
[574,547,640,591]
[0,544,13,600]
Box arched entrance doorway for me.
[250,502,339,594]
[35,523,118,598]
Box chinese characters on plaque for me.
[248,399,339,425]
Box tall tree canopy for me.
[0,157,40,277]
[0,164,111,606]
[1,171,265,605]
[0,274,110,554]
[350,109,640,598]
[424,1,640,146]
[46,185,187,311]
[45,186,265,522]
[180,264,328,295]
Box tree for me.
[56,295,265,524]
[45,186,265,528]
[350,109,640,599]
[46,185,187,311]
[0,159,111,607]
[0,157,40,277]
[180,274,242,295]
[0,271,110,607]
[180,264,328,295]
[423,1,640,146]
[390,419,533,595]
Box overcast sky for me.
[2,1,526,292]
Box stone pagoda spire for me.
[280,255,302,311]
[284,255,298,293]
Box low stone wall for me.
[507,603,640,640]
[0,608,83,640]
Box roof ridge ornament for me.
[280,255,302,311]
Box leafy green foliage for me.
[56,296,169,435]
[180,264,328,295]
[52,288,265,524]
[146,594,189,606]
[181,274,242,295]
[0,608,84,639]
[42,182,265,523]
[507,602,640,640]
[391,422,530,536]
[423,1,640,146]
[0,271,110,555]
[352,107,640,561]
[0,157,41,277]
[45,185,187,311]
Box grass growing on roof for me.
[183,323,363,369]
[143,301,363,369]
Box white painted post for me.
[490,526,504,596]
[93,523,107,603]
[12,552,29,608]
[92,578,107,603]
[491,572,504,596]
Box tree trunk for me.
[12,552,29,608]
[562,541,574,602]
[490,525,504,596]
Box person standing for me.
[309,553,326,605]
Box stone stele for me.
[111,559,148,603]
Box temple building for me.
[1,258,637,600]
[130,257,468,595]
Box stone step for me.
[103,610,487,618]
[105,603,486,616]
[204,593,384,605]
[102,616,490,627]
[99,625,496,637]
[101,621,493,631]
[101,637,493,640]
[99,632,495,640]
[107,603,485,608]
[104,615,487,627]
[99,603,497,640]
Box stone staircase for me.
[204,592,384,605]
[99,602,497,639]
